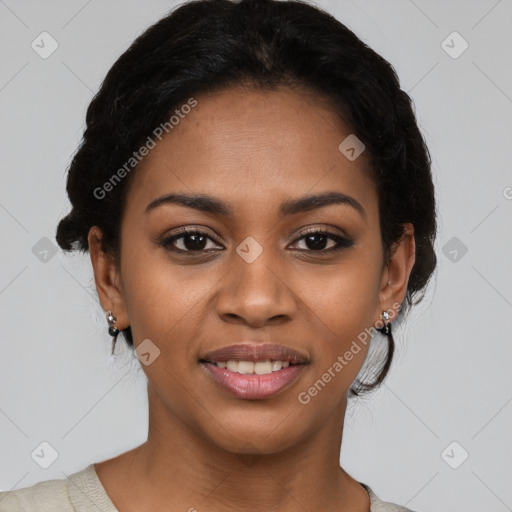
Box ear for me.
[374,223,416,325]
[88,226,129,330]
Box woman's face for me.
[92,85,411,454]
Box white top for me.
[0,464,416,511]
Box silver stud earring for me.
[106,311,120,337]
[106,311,120,355]
[377,310,391,335]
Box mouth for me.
[204,359,296,374]
[199,343,309,400]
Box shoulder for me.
[0,474,70,512]
[0,464,118,512]
[360,482,419,512]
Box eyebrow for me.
[145,191,365,218]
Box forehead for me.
[124,85,377,223]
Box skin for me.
[88,84,415,512]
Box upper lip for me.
[200,343,309,364]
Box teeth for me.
[271,360,282,371]
[216,360,295,375]
[238,361,254,374]
[226,360,238,372]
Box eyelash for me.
[159,226,354,255]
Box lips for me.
[200,343,309,364]
[199,343,310,400]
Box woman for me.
[0,0,436,510]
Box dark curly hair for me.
[56,0,437,396]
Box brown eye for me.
[160,228,224,253]
[290,229,354,252]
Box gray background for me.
[1,1,511,511]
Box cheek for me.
[305,254,382,339]
[120,236,214,343]
[296,284,376,414]
[297,252,382,395]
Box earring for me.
[377,310,391,335]
[106,311,120,355]
[106,311,120,337]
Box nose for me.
[215,249,297,328]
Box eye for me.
[290,228,354,252]
[159,227,224,253]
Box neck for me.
[100,384,370,512]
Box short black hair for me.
[56,0,437,396]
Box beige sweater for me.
[0,464,415,511]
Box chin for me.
[199,412,310,456]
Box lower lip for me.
[201,362,306,400]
